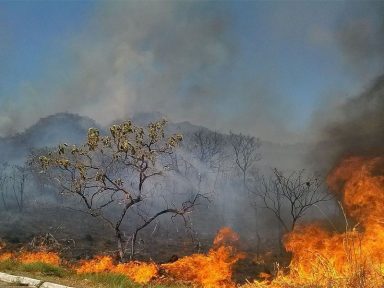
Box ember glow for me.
[269,156,384,287]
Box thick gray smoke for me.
[336,2,384,81]
[0,1,236,138]
[325,75,384,159]
[312,2,384,169]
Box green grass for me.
[18,262,69,277]
[0,259,190,288]
[83,273,142,288]
[76,273,191,288]
[0,259,19,270]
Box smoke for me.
[311,2,384,168]
[336,1,384,81]
[0,1,236,137]
[320,75,384,164]
[0,1,324,144]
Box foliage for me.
[37,119,201,260]
[19,262,68,277]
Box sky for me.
[0,0,383,143]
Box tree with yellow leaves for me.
[38,119,202,260]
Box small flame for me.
[162,227,243,288]
[0,252,13,262]
[75,256,158,284]
[18,251,61,266]
[114,261,158,284]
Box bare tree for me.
[0,162,9,210]
[229,132,261,188]
[257,168,330,233]
[10,165,28,212]
[188,129,225,168]
[38,119,204,260]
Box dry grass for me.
[0,258,189,288]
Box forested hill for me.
[0,112,310,170]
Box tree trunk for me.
[116,230,125,262]
[130,232,138,260]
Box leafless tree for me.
[0,162,9,210]
[257,168,330,233]
[37,119,204,260]
[9,165,28,212]
[188,129,226,168]
[229,132,261,188]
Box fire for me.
[114,261,158,284]
[76,255,114,274]
[18,251,61,266]
[75,256,158,284]
[162,227,243,288]
[0,252,13,262]
[75,227,242,286]
[276,156,384,286]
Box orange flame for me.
[114,261,158,284]
[277,156,384,286]
[0,252,13,262]
[162,227,243,288]
[18,251,61,266]
[75,256,158,284]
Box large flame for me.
[162,227,243,288]
[279,156,384,286]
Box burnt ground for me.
[0,207,287,285]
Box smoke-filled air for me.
[0,1,383,288]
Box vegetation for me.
[4,115,376,288]
[0,257,189,288]
[37,119,203,260]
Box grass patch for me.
[19,262,69,277]
[0,259,19,270]
[83,273,142,288]
[0,259,190,288]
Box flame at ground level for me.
[4,156,382,288]
[261,156,384,287]
[75,256,158,284]
[0,252,12,262]
[163,227,243,288]
[0,251,61,266]
[75,227,242,287]
[18,251,61,266]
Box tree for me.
[229,132,261,189]
[10,165,27,212]
[188,129,225,168]
[38,119,203,260]
[0,162,8,210]
[257,168,330,233]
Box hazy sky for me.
[0,0,382,143]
